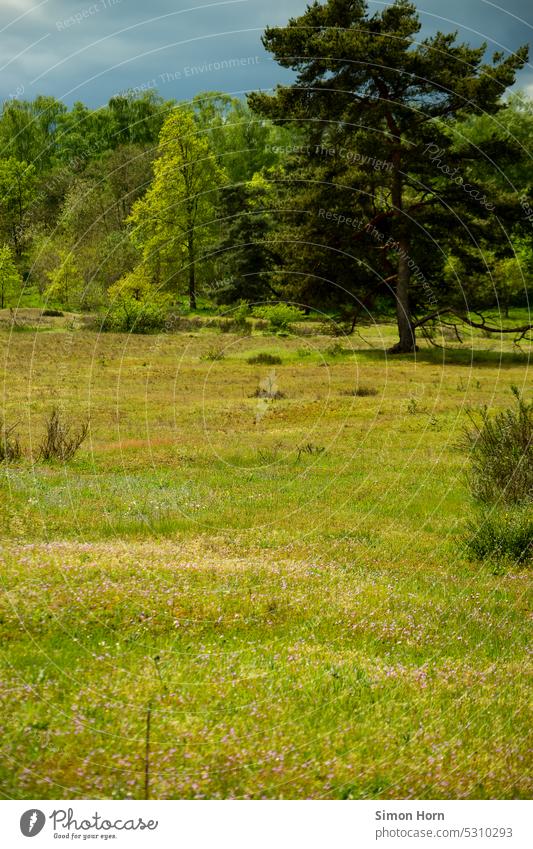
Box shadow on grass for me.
[355,346,531,368]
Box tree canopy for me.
[0,2,530,349]
[249,0,529,350]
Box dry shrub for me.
[39,408,89,461]
[0,421,22,462]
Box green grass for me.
[0,321,531,799]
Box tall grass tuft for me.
[247,352,282,366]
[463,386,532,504]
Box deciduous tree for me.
[0,244,22,308]
[129,108,226,309]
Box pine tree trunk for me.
[390,238,417,353]
[389,145,417,353]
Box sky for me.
[1,0,532,108]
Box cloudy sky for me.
[1,0,532,107]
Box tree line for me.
[0,0,532,351]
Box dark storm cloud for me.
[0,0,531,106]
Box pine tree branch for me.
[413,307,533,337]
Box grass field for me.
[0,313,531,799]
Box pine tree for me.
[215,176,279,303]
[249,0,528,351]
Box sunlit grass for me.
[0,322,531,799]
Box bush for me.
[0,421,22,462]
[41,308,64,317]
[217,304,252,334]
[39,408,89,461]
[100,298,167,334]
[464,507,533,565]
[215,301,252,334]
[217,318,252,334]
[202,347,225,361]
[463,386,532,503]
[343,386,378,397]
[247,352,282,365]
[252,304,305,333]
[326,341,346,356]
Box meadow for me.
[0,312,531,799]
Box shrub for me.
[343,386,378,397]
[215,301,252,335]
[202,348,225,361]
[0,421,22,462]
[217,315,252,334]
[232,301,251,325]
[247,352,282,365]
[41,308,64,317]
[252,304,305,332]
[39,408,89,461]
[464,507,533,565]
[326,341,346,356]
[296,443,325,461]
[101,298,167,334]
[463,386,533,503]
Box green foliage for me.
[102,297,167,334]
[253,303,304,332]
[0,157,38,256]
[106,91,169,147]
[214,177,278,304]
[249,0,529,351]
[129,107,227,309]
[463,387,533,504]
[0,92,171,307]
[102,266,169,332]
[202,347,225,361]
[492,254,529,316]
[217,300,253,334]
[45,250,84,309]
[108,266,154,302]
[0,244,23,308]
[464,507,533,565]
[0,38,529,346]
[0,96,67,169]
[191,93,293,183]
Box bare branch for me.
[413,307,533,339]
